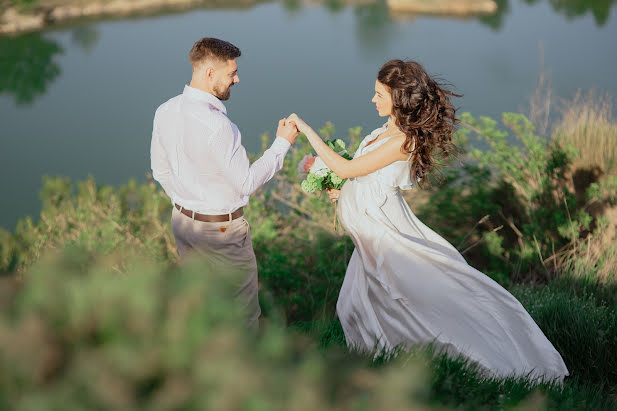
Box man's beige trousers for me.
[171,206,261,329]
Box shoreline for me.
[1,0,497,36]
[0,0,272,35]
[387,0,496,16]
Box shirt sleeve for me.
[210,121,291,197]
[150,116,176,201]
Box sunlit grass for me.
[553,91,617,175]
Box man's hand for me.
[277,118,299,144]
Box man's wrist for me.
[273,136,292,152]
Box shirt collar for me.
[183,85,227,114]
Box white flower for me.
[313,168,329,178]
[309,156,330,177]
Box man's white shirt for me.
[151,85,291,214]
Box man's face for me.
[212,59,240,101]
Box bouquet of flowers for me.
[297,139,353,230]
[298,139,353,193]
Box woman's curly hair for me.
[377,59,460,183]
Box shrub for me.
[414,112,617,284]
[0,249,435,410]
[0,176,177,275]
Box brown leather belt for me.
[175,204,243,222]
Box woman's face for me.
[371,80,393,117]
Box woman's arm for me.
[288,114,409,179]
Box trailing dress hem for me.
[335,124,569,382]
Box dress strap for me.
[407,141,417,161]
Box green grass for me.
[513,284,617,392]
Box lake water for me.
[1,0,616,230]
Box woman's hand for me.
[287,113,310,134]
[326,188,341,203]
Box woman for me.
[287,60,569,382]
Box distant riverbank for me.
[0,0,268,35]
[0,0,497,35]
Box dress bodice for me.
[352,124,417,190]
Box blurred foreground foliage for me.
[0,251,435,410]
[1,108,617,409]
[1,248,615,410]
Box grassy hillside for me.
[1,102,616,409]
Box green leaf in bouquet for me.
[330,173,343,186]
[332,139,346,152]
[322,172,346,191]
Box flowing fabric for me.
[336,124,569,382]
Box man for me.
[150,37,298,329]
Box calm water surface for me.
[1,0,616,230]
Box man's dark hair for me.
[189,37,241,66]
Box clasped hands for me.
[276,113,309,144]
[276,114,341,202]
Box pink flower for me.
[298,155,316,173]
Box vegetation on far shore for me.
[2,0,616,37]
[1,93,616,409]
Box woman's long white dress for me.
[336,125,569,382]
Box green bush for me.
[0,249,436,410]
[2,249,616,410]
[416,112,616,284]
[0,175,177,275]
[15,0,39,10]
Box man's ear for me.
[204,65,215,81]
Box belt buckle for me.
[220,211,234,232]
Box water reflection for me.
[282,0,302,13]
[355,0,391,28]
[324,0,345,14]
[70,26,100,53]
[0,33,63,105]
[480,0,617,29]
[354,0,397,57]
[545,0,616,26]
[478,0,510,30]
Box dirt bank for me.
[0,0,497,36]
